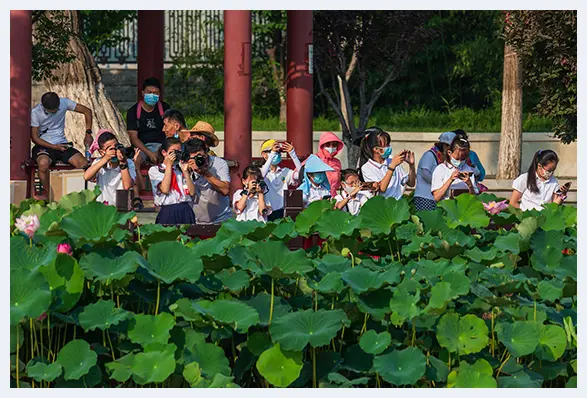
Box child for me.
[509,149,568,211]
[359,128,416,199]
[233,166,272,222]
[431,137,479,202]
[316,132,344,197]
[83,131,136,206]
[297,154,334,208]
[334,169,369,215]
[260,139,302,221]
[413,131,455,211]
[453,129,486,182]
[148,137,196,224]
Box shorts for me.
[139,142,163,163]
[32,144,81,165]
[413,196,437,212]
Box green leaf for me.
[10,237,57,272]
[373,347,426,385]
[128,313,176,347]
[537,279,564,302]
[131,349,176,385]
[270,309,349,351]
[247,332,273,356]
[184,339,231,377]
[530,230,564,274]
[436,313,489,355]
[497,321,540,357]
[426,356,449,382]
[540,203,575,231]
[215,269,250,292]
[464,246,498,263]
[438,194,490,229]
[534,324,567,361]
[182,362,202,386]
[256,343,303,387]
[315,210,361,239]
[39,254,84,312]
[308,272,345,294]
[251,240,314,278]
[315,254,352,274]
[191,299,259,333]
[194,373,240,388]
[138,224,183,247]
[246,293,292,327]
[10,324,24,354]
[359,196,411,235]
[566,376,577,388]
[425,281,453,312]
[389,288,420,326]
[10,269,51,325]
[26,361,62,382]
[78,300,132,331]
[341,266,401,294]
[144,241,203,284]
[59,201,132,242]
[56,339,98,380]
[494,233,521,254]
[416,208,445,232]
[442,272,471,296]
[295,200,332,235]
[79,251,143,283]
[447,359,497,388]
[105,353,134,382]
[359,330,391,355]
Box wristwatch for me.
[119,163,128,170]
[241,189,249,196]
[85,129,92,135]
[387,166,395,172]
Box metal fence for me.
[91,11,273,65]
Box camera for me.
[257,179,269,195]
[194,154,208,168]
[115,144,135,159]
[172,150,191,163]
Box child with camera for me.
[259,139,302,221]
[83,131,136,207]
[232,165,272,222]
[297,154,335,208]
[334,169,370,215]
[148,137,196,224]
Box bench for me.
[23,158,78,198]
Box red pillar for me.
[10,10,32,182]
[137,11,165,100]
[224,11,252,196]
[286,11,313,159]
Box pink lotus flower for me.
[483,200,508,215]
[14,214,40,238]
[38,312,47,321]
[57,243,73,256]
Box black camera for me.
[115,144,135,159]
[195,154,208,168]
[173,150,191,163]
[257,179,269,195]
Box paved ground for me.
[137,212,157,225]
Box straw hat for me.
[189,121,219,147]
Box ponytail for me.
[527,149,559,194]
[357,127,390,173]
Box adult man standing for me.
[185,139,232,224]
[126,77,171,209]
[30,92,93,200]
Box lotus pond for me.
[10,189,577,388]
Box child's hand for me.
[404,150,415,165]
[281,142,294,153]
[390,153,405,169]
[272,143,281,153]
[104,146,117,161]
[450,169,461,182]
[180,161,190,173]
[164,151,176,167]
[133,148,142,165]
[350,185,361,198]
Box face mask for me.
[271,153,282,165]
[312,173,327,185]
[381,146,392,159]
[325,146,337,154]
[450,157,462,168]
[541,169,554,179]
[144,93,159,106]
[173,132,179,139]
[343,185,355,195]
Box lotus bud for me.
[14,214,40,238]
[341,248,351,258]
[130,215,139,225]
[400,270,405,276]
[38,312,47,321]
[57,243,73,256]
[411,268,416,276]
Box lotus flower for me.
[14,214,40,238]
[57,243,73,256]
[483,200,508,215]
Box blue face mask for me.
[381,146,392,159]
[144,93,159,106]
[450,157,463,168]
[312,173,327,185]
[271,153,282,165]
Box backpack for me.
[136,101,164,129]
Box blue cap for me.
[439,131,456,145]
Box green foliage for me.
[9,191,577,387]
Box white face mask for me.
[343,185,355,195]
[325,146,337,154]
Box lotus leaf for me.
[426,355,449,382]
[131,348,176,385]
[105,353,135,382]
[184,339,231,377]
[79,251,143,283]
[447,359,497,388]
[10,237,57,272]
[359,196,411,235]
[389,288,421,326]
[342,266,401,294]
[315,210,362,239]
[78,300,132,331]
[182,362,202,386]
[128,313,176,347]
[191,299,259,333]
[373,347,426,385]
[256,343,303,387]
[251,240,314,278]
[308,272,345,294]
[438,194,490,229]
[537,279,564,302]
[144,241,203,283]
[442,272,471,296]
[56,339,98,380]
[246,292,292,326]
[359,330,391,355]
[40,254,84,312]
[247,332,273,356]
[26,361,63,382]
[534,324,567,361]
[530,230,564,274]
[496,321,540,357]
[215,269,250,292]
[425,281,454,312]
[315,254,352,274]
[59,201,133,241]
[295,200,333,235]
[498,369,544,388]
[10,269,51,325]
[436,313,489,355]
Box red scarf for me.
[159,165,182,195]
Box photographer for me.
[184,139,232,224]
[431,137,479,202]
[148,137,196,224]
[233,166,272,222]
[83,131,136,206]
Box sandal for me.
[132,197,144,211]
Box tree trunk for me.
[338,76,352,134]
[279,99,287,124]
[40,10,129,151]
[497,44,523,179]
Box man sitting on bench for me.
[30,92,93,200]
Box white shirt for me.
[148,164,192,206]
[512,172,560,211]
[30,98,77,145]
[431,162,478,201]
[191,156,232,224]
[232,190,272,222]
[361,158,408,199]
[261,151,302,211]
[92,159,137,206]
[414,150,439,200]
[334,191,369,216]
[303,185,331,208]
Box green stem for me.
[155,281,161,315]
[395,240,402,263]
[339,326,345,353]
[106,330,116,361]
[269,278,275,325]
[411,321,416,346]
[30,319,35,361]
[314,291,318,311]
[29,237,32,248]
[388,239,395,261]
[47,315,51,360]
[312,347,317,388]
[491,308,495,357]
[16,325,20,388]
[448,351,451,371]
[102,329,107,347]
[350,252,355,268]
[360,313,369,335]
